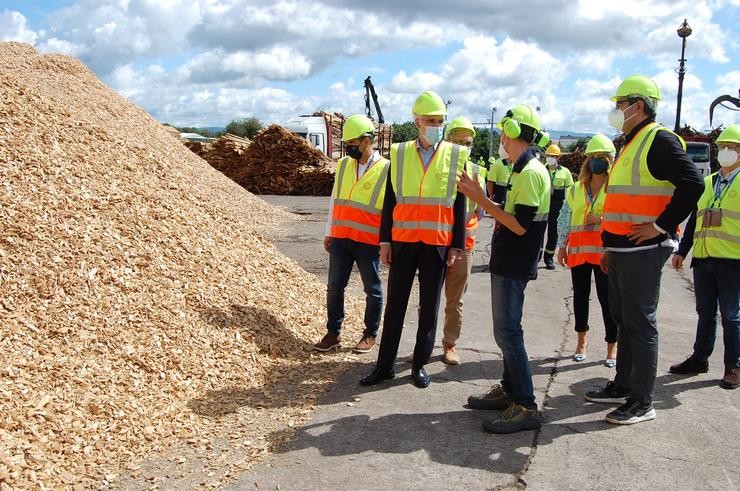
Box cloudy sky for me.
[2,0,739,134]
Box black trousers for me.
[544,198,564,256]
[375,242,447,372]
[570,262,618,343]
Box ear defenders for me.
[501,110,522,139]
[501,109,543,144]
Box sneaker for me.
[722,368,739,390]
[313,332,341,352]
[669,355,709,375]
[353,335,376,354]
[442,346,460,365]
[468,384,513,410]
[584,381,629,404]
[605,398,655,425]
[482,402,542,434]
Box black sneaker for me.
[605,398,655,425]
[669,355,709,375]
[584,381,629,404]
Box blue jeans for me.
[491,273,535,409]
[692,259,740,370]
[326,238,382,336]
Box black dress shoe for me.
[411,367,431,388]
[359,367,395,386]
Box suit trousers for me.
[443,248,474,347]
[375,241,448,372]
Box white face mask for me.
[546,157,557,167]
[498,140,509,160]
[718,146,739,168]
[608,102,638,131]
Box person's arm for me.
[557,200,572,248]
[380,176,395,244]
[451,191,466,249]
[647,131,705,233]
[676,207,697,257]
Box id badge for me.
[703,208,723,227]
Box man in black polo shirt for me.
[459,104,550,434]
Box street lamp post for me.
[488,106,497,159]
[674,19,692,132]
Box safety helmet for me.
[610,74,661,102]
[341,114,375,142]
[537,131,551,150]
[498,104,542,139]
[412,90,447,117]
[445,116,476,138]
[585,134,617,155]
[545,144,561,157]
[716,124,740,145]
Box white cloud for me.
[0,10,38,44]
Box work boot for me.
[468,384,513,410]
[544,254,555,270]
[722,368,739,390]
[442,345,460,365]
[313,332,341,352]
[353,334,376,354]
[482,403,541,434]
[669,355,709,375]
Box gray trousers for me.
[610,246,672,404]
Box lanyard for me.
[583,181,603,216]
[711,171,738,208]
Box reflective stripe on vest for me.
[602,123,679,236]
[692,172,740,259]
[390,140,466,246]
[565,180,606,266]
[465,162,487,249]
[330,156,390,245]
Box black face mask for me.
[346,144,363,160]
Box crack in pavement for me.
[516,293,573,488]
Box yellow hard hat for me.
[445,116,476,138]
[412,90,447,117]
[545,144,561,156]
[342,114,375,141]
[610,74,661,102]
[585,134,616,155]
[716,124,740,145]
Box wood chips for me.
[0,42,363,489]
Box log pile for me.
[186,133,251,177]
[558,150,587,178]
[0,42,363,489]
[237,125,336,195]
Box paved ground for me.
[241,196,739,491]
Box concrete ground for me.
[241,196,739,491]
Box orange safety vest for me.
[465,162,487,250]
[565,180,606,266]
[602,123,680,236]
[330,156,390,245]
[390,140,467,246]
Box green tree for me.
[470,128,500,166]
[391,121,418,142]
[225,117,264,139]
[565,137,590,153]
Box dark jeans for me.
[326,238,382,337]
[544,198,563,256]
[691,259,740,370]
[491,273,536,409]
[571,263,618,343]
[375,242,447,372]
[610,246,672,404]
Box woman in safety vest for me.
[556,134,618,367]
[669,124,740,390]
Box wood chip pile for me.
[185,133,251,178]
[236,125,337,195]
[0,42,363,489]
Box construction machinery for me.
[364,76,385,123]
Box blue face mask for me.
[588,158,609,174]
[423,125,444,145]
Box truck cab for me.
[284,116,328,155]
[685,141,712,178]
